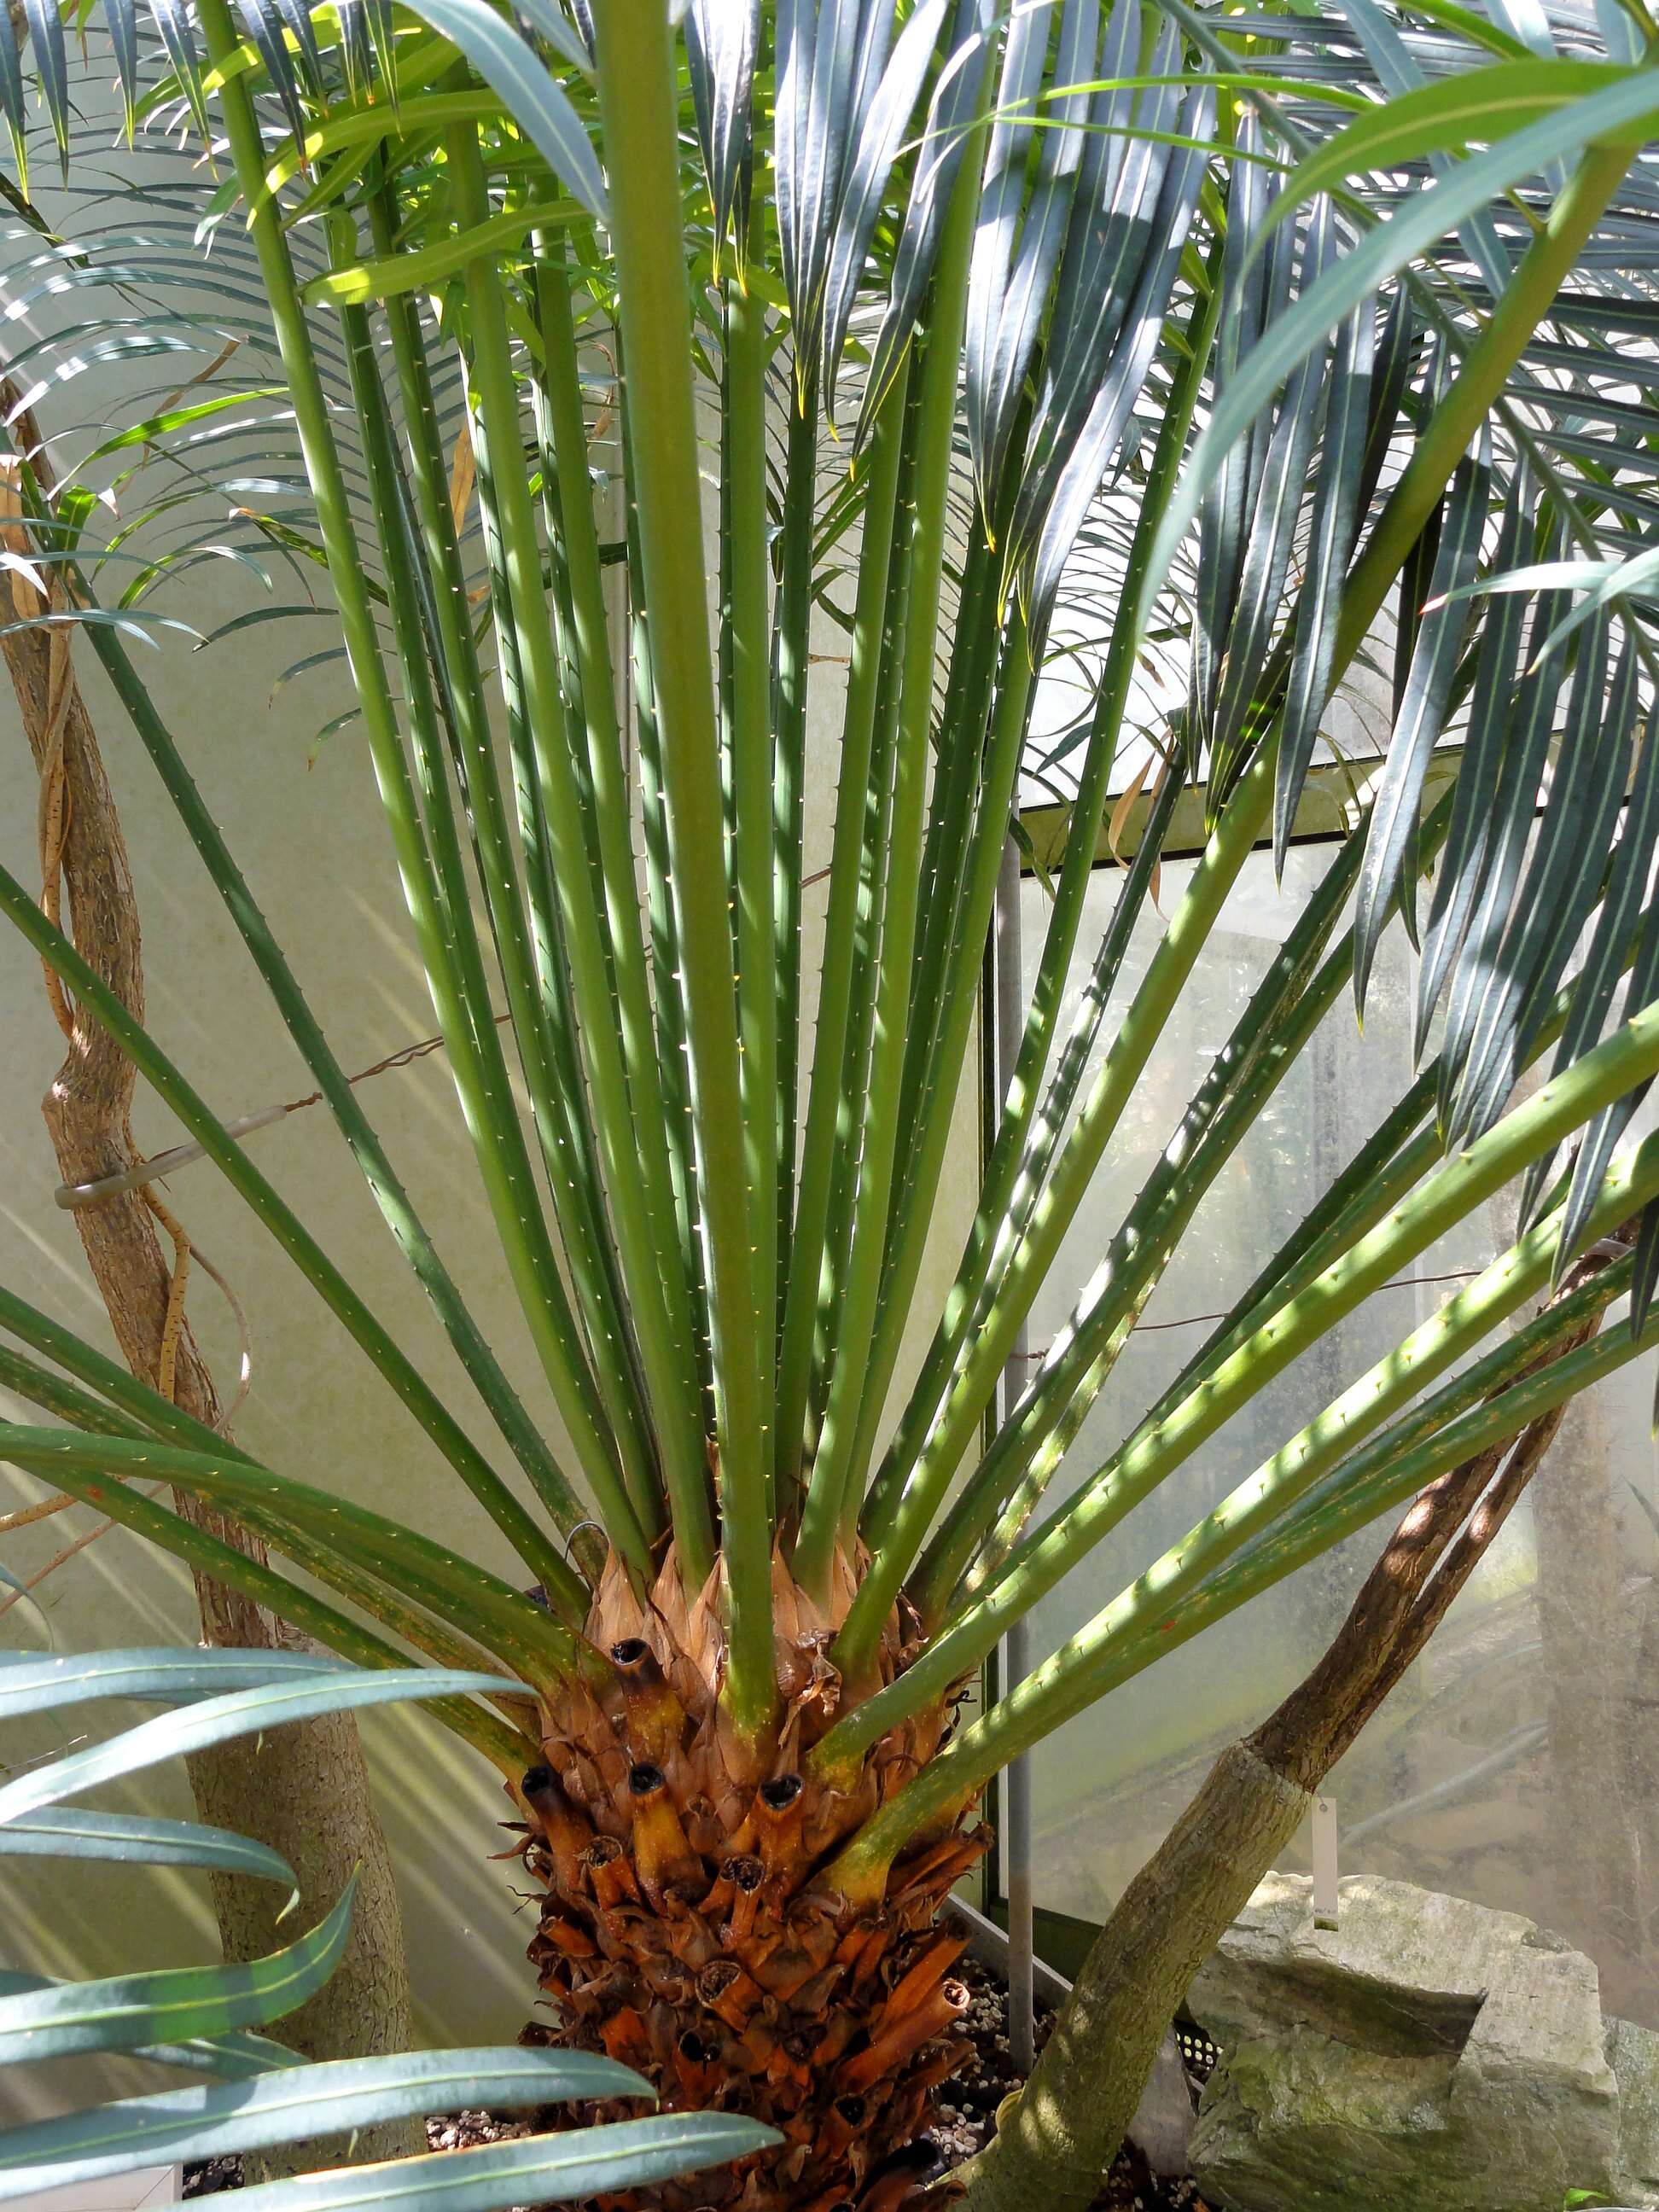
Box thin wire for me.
[1015,1266,1485,1355]
[54,1012,518,1209]
[276,1013,517,1117]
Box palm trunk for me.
[520,1552,988,2212]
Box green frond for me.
[3,0,1657,1874]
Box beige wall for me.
[1,569,569,2102]
[0,324,980,2112]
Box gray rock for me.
[1187,1872,1645,2212]
[1128,2029,1196,2180]
[1608,2015,1659,2204]
[1191,2028,1464,2211]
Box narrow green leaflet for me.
[1265,57,1636,226]
[0,1973,296,2082]
[0,1882,356,2064]
[396,0,606,217]
[1138,67,1659,647]
[0,2050,651,2197]
[0,1808,295,1897]
[0,1648,346,1721]
[0,1669,512,1825]
[224,2115,780,2212]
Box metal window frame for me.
[973,748,1450,1955]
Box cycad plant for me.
[3,0,1659,2203]
[0,1646,772,2204]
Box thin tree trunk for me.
[0,398,417,2162]
[954,1240,1627,2212]
[952,1743,1307,2212]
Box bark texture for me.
[521,1551,988,2212]
[953,1239,1629,2212]
[948,1744,1307,2212]
[0,401,416,2158]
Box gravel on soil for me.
[934,1956,1208,2212]
[183,1954,1208,2211]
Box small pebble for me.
[183,1953,1208,2211]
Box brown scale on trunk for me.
[515,1548,987,2212]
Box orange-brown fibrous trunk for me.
[516,1547,988,2211]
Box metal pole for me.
[994,835,1035,2074]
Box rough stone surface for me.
[1130,2030,1199,2180]
[1609,2016,1659,2204]
[1187,1872,1656,2212]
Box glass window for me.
[1007,843,1659,2028]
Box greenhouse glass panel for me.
[1012,843,1659,2029]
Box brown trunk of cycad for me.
[515,1550,988,2212]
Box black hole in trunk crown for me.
[760,1773,803,1810]
[521,1764,554,1795]
[725,1854,764,1892]
[629,1762,667,1796]
[611,1637,651,1668]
